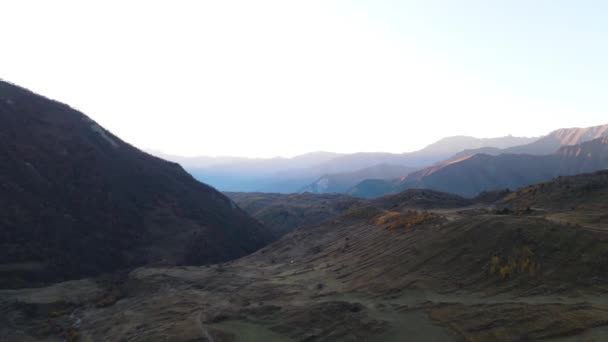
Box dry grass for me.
[343,204,382,220]
[373,210,442,230]
[489,245,541,280]
[428,302,608,341]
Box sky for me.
[1,1,607,158]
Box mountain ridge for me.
[348,126,608,199]
[175,135,535,193]
[443,123,608,163]
[395,136,608,197]
[299,163,416,194]
[0,80,273,288]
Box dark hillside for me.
[227,192,362,235]
[501,169,608,211]
[0,81,273,288]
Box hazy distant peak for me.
[419,135,538,154]
[502,123,608,155]
[549,123,608,146]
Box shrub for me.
[489,245,540,280]
[373,211,401,225]
[343,205,381,220]
[373,210,442,230]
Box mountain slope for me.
[501,169,608,211]
[395,136,608,197]
[506,123,608,155]
[347,178,397,198]
[373,189,473,210]
[0,81,273,288]
[227,192,363,235]
[312,135,537,173]
[161,135,535,193]
[256,135,535,192]
[421,135,537,155]
[299,163,415,194]
[443,124,608,162]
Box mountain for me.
[244,127,603,196]
[299,163,415,194]
[443,123,608,162]
[0,81,273,288]
[175,152,344,192]
[393,136,608,197]
[421,135,538,155]
[506,123,608,155]
[160,135,535,193]
[347,178,397,198]
[197,151,344,175]
[310,135,538,173]
[442,146,503,164]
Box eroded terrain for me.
[3,197,608,341]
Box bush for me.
[343,205,381,220]
[489,246,540,280]
[373,210,442,230]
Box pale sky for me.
[1,1,607,158]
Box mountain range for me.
[298,163,416,194]
[154,123,608,199]
[350,125,608,198]
[445,123,608,163]
[156,135,537,193]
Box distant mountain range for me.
[350,127,608,198]
[299,164,416,194]
[444,123,608,163]
[155,135,537,193]
[0,81,273,288]
[151,119,608,199]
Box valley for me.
[3,170,608,341]
[3,2,608,341]
[2,81,608,341]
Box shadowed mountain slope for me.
[501,169,608,211]
[0,81,273,288]
[310,135,537,173]
[355,136,608,198]
[348,178,398,199]
[227,192,363,235]
[299,163,415,195]
[372,189,474,210]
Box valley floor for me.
[3,205,608,342]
